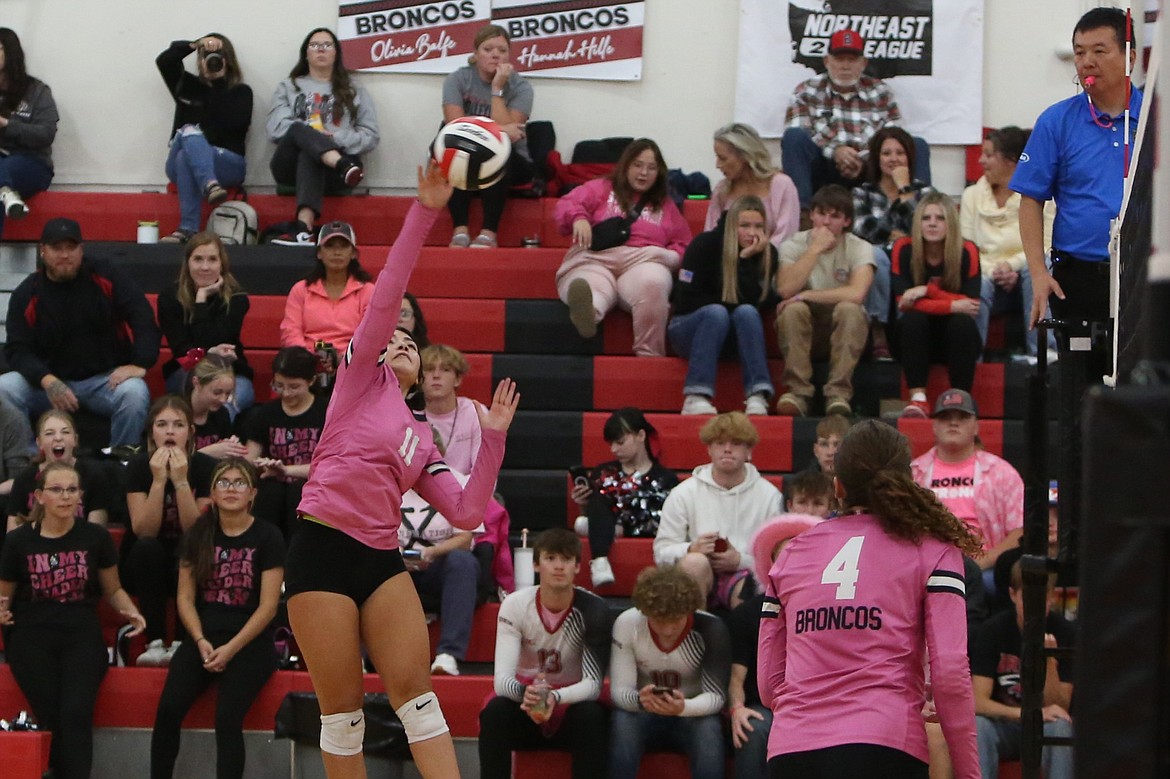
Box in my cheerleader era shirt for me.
[183,519,285,635]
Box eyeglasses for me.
[214,479,251,491]
[43,486,81,496]
[308,42,335,51]
[271,381,308,394]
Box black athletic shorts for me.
[769,743,928,779]
[284,516,407,606]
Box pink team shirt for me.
[926,456,978,533]
[297,202,505,550]
[757,514,980,779]
[911,448,1024,551]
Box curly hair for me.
[632,566,704,619]
[836,420,982,557]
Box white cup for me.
[137,221,159,244]
[513,547,534,590]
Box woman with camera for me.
[156,34,252,244]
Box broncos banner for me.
[735,0,983,144]
[339,0,644,79]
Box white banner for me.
[735,0,983,144]
[338,0,644,79]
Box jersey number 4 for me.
[821,536,865,600]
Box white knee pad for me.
[320,709,365,756]
[396,691,449,743]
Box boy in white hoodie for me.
[653,412,783,610]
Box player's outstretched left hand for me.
[477,378,520,434]
[418,162,454,210]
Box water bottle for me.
[529,667,552,719]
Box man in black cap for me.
[0,217,160,447]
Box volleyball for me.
[431,116,512,191]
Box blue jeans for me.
[734,703,772,779]
[0,153,53,237]
[165,128,246,233]
[977,269,1056,357]
[782,127,932,208]
[865,245,892,324]
[410,548,479,659]
[0,370,150,448]
[164,369,254,421]
[668,304,773,399]
[609,708,725,779]
[975,714,1073,779]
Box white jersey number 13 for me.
[821,536,865,600]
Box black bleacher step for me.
[497,469,568,536]
[90,242,312,296]
[503,411,583,470]
[493,354,594,411]
[505,299,602,355]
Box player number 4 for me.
[821,536,865,600]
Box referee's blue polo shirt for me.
[1010,88,1143,262]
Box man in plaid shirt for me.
[781,29,930,208]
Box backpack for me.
[209,201,258,245]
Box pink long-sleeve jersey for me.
[757,514,980,779]
[297,202,505,549]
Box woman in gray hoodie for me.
[0,27,58,234]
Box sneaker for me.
[449,232,471,248]
[590,557,615,588]
[204,182,229,206]
[430,653,460,676]
[681,394,717,415]
[901,398,930,419]
[825,397,852,416]
[567,278,597,339]
[0,187,28,220]
[159,229,194,244]
[338,156,364,188]
[774,393,807,417]
[744,393,769,416]
[271,222,315,246]
[871,342,893,361]
[573,515,589,536]
[470,231,498,249]
[136,639,168,667]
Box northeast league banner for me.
[338,0,644,79]
[735,0,983,144]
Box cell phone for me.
[712,537,730,554]
[651,686,676,696]
[568,465,590,490]
[402,549,423,561]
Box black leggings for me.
[478,696,608,779]
[121,536,180,643]
[269,122,349,219]
[897,310,982,390]
[447,153,535,233]
[6,620,108,779]
[769,743,928,778]
[150,631,276,779]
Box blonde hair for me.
[176,232,243,323]
[720,196,774,305]
[468,24,509,64]
[420,343,469,377]
[632,566,704,619]
[909,192,963,292]
[713,123,779,180]
[699,412,759,447]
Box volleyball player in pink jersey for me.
[284,164,520,779]
[758,419,982,779]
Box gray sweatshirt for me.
[0,79,58,169]
[265,76,379,156]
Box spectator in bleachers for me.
[279,220,373,355]
[960,126,1057,362]
[0,460,145,779]
[852,126,933,360]
[398,474,481,678]
[704,123,800,251]
[554,138,692,356]
[0,218,159,450]
[245,347,327,540]
[892,193,982,417]
[727,512,824,779]
[156,34,252,244]
[911,389,1023,587]
[758,420,981,778]
[610,565,731,779]
[781,29,929,210]
[571,406,678,588]
[479,528,611,779]
[158,231,254,416]
[807,413,849,478]
[774,185,874,417]
[783,469,834,518]
[653,412,781,611]
[150,458,284,779]
[669,195,778,416]
[421,344,481,475]
[184,353,247,460]
[443,24,534,249]
[7,410,107,536]
[265,28,379,246]
[0,28,57,232]
[971,559,1073,779]
[399,291,430,348]
[122,396,215,667]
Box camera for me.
[203,51,225,74]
